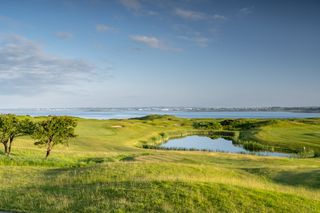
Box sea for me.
[0,108,319,119]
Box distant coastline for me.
[1,107,320,113]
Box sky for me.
[0,0,319,108]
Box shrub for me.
[192,121,221,130]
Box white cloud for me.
[130,35,161,48]
[95,24,114,32]
[130,35,181,51]
[175,8,226,21]
[118,0,157,16]
[239,7,254,16]
[175,8,206,20]
[0,35,98,94]
[55,31,73,39]
[119,0,141,11]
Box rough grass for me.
[1,161,320,212]
[0,115,319,212]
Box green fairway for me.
[240,119,320,154]
[0,115,320,212]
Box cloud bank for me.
[0,35,97,94]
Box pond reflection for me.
[160,135,291,157]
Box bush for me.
[192,121,221,130]
[298,148,315,158]
[242,141,268,151]
[220,119,275,130]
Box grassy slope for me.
[241,119,320,152]
[0,116,319,212]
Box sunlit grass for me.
[0,116,319,212]
[242,119,320,154]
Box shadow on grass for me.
[243,168,320,189]
[77,157,112,165]
[119,156,135,161]
[0,150,5,155]
[273,170,320,189]
[303,133,320,137]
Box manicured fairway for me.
[240,119,320,153]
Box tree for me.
[32,116,77,158]
[0,114,11,154]
[7,117,35,156]
[0,114,35,156]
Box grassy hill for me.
[0,115,319,212]
[241,118,320,153]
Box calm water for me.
[0,109,319,119]
[160,135,291,157]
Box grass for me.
[240,118,320,154]
[0,115,320,212]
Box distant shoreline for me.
[0,107,320,113]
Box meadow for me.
[0,115,320,212]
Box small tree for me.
[33,116,77,158]
[0,114,35,155]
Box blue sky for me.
[0,0,319,108]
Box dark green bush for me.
[192,121,222,130]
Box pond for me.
[159,135,291,157]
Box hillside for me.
[0,115,319,212]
